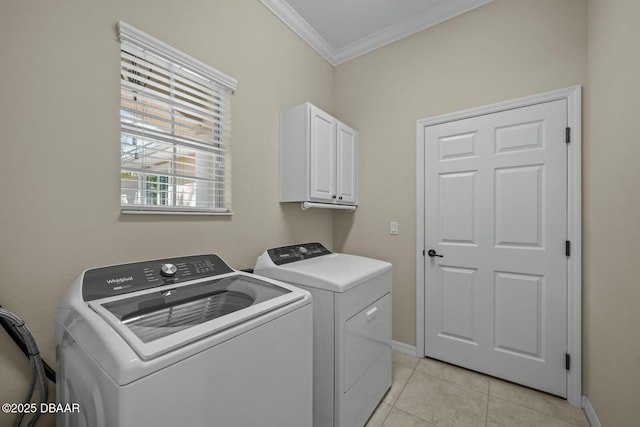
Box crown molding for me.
[260,0,494,66]
[259,0,336,65]
[332,0,495,65]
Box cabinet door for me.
[336,122,358,204]
[309,106,336,202]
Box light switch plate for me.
[390,221,398,235]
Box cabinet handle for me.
[332,195,337,199]
[366,306,378,321]
[338,196,343,200]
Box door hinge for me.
[565,353,571,371]
[565,240,571,257]
[565,127,571,144]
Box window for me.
[118,21,237,214]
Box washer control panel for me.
[82,254,234,301]
[267,242,332,265]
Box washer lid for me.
[257,253,392,293]
[89,272,305,360]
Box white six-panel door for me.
[423,99,568,397]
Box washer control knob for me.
[298,246,308,255]
[160,263,178,277]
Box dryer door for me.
[344,293,392,392]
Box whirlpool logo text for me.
[106,276,134,285]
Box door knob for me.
[427,249,443,258]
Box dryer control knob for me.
[160,263,178,277]
[298,246,308,255]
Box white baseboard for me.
[582,396,601,427]
[391,340,417,357]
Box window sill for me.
[121,209,232,216]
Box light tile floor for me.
[367,351,589,427]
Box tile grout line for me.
[390,362,418,418]
[488,392,585,427]
[414,363,490,396]
[389,362,435,427]
[391,406,440,427]
[391,362,418,406]
[485,377,492,427]
[394,360,492,427]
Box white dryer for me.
[56,254,313,427]
[254,243,392,427]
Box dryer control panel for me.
[267,242,332,265]
[82,254,234,301]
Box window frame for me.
[118,21,237,215]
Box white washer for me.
[254,243,392,427]
[56,254,313,427]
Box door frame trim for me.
[415,86,582,407]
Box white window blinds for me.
[118,21,237,214]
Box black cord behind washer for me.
[0,304,56,384]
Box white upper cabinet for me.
[336,123,358,204]
[309,107,337,202]
[281,103,358,206]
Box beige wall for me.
[583,0,640,425]
[333,0,587,346]
[0,1,334,425]
[334,0,640,425]
[2,0,640,426]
